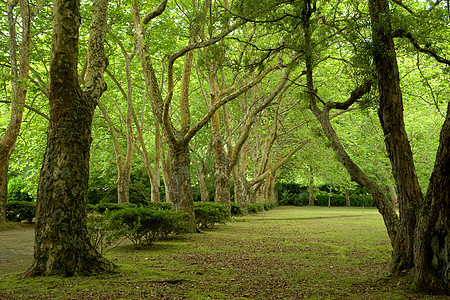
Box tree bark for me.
[168,140,195,231]
[0,0,31,223]
[196,161,209,202]
[388,185,398,209]
[345,188,351,206]
[413,101,450,292]
[208,66,230,208]
[369,0,448,292]
[25,0,115,277]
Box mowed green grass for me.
[0,206,445,299]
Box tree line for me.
[0,0,448,294]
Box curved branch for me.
[141,0,168,25]
[393,29,450,66]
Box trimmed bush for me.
[6,201,36,222]
[109,207,189,248]
[194,202,230,230]
[230,202,244,216]
[87,213,122,254]
[247,203,265,214]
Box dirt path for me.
[0,224,34,275]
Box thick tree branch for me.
[141,0,168,25]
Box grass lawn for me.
[0,206,446,299]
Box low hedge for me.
[230,202,244,216]
[108,207,190,248]
[194,202,230,230]
[6,201,36,222]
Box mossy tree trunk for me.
[25,0,115,277]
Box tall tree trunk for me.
[345,188,351,206]
[168,140,195,231]
[369,0,421,274]
[208,67,230,208]
[117,168,130,204]
[161,154,172,203]
[309,165,314,206]
[196,161,209,202]
[98,101,131,204]
[25,0,115,277]
[0,0,31,223]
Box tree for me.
[25,0,115,276]
[131,0,286,230]
[369,0,449,292]
[298,0,448,292]
[0,0,31,223]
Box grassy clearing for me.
[0,206,446,299]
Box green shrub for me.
[247,203,265,214]
[194,202,230,230]
[314,194,346,206]
[349,194,374,207]
[8,179,34,202]
[109,207,189,248]
[6,201,36,222]
[230,202,244,216]
[147,202,174,211]
[87,213,122,254]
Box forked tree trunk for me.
[369,0,448,292]
[25,0,115,277]
[369,0,421,275]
